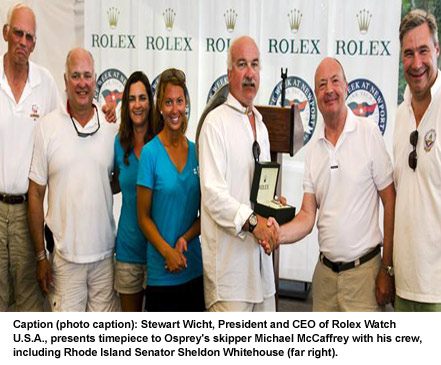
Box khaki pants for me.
[0,201,44,311]
[49,251,119,312]
[208,295,276,312]
[312,253,383,312]
[395,296,441,312]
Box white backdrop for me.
[0,0,402,283]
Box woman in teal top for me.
[113,71,154,311]
[137,68,204,311]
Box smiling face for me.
[64,48,96,114]
[3,7,36,66]
[128,81,149,128]
[402,22,439,102]
[160,83,186,133]
[314,58,348,121]
[227,37,260,107]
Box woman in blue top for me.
[113,71,154,311]
[137,68,204,311]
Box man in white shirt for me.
[28,48,117,312]
[199,36,277,312]
[0,3,59,311]
[270,58,395,311]
[393,9,441,311]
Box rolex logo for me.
[163,8,176,32]
[288,9,302,33]
[224,9,237,33]
[357,9,372,34]
[107,7,120,29]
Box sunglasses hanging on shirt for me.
[408,130,418,171]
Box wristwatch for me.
[381,265,394,277]
[248,213,258,233]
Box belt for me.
[0,193,28,205]
[320,244,381,273]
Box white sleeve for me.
[303,144,315,194]
[370,124,394,191]
[29,123,48,186]
[199,116,253,236]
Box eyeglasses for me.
[408,130,418,171]
[70,104,100,138]
[161,68,186,83]
[7,25,36,43]
[252,140,260,163]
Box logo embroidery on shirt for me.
[193,166,199,176]
[30,104,40,120]
[424,129,436,152]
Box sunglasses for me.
[70,104,100,138]
[252,140,260,163]
[408,130,418,171]
[8,25,36,43]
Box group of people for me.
[1,3,439,313]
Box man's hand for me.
[375,269,394,306]
[252,215,278,255]
[101,103,117,123]
[37,258,53,294]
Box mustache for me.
[242,78,256,87]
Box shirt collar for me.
[317,106,356,141]
[225,93,262,121]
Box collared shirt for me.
[199,93,275,309]
[0,55,59,194]
[393,70,441,303]
[304,107,393,262]
[29,104,116,264]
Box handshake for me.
[253,215,280,255]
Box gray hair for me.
[6,3,36,30]
[400,9,438,45]
[226,36,261,71]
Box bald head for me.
[227,36,260,71]
[314,57,348,121]
[226,36,261,107]
[3,4,37,67]
[7,3,36,29]
[64,48,96,114]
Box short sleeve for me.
[29,124,48,186]
[303,144,315,194]
[137,142,155,189]
[370,125,394,191]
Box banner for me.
[85,0,402,282]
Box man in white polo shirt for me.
[28,48,117,312]
[0,3,59,311]
[393,9,441,311]
[270,58,396,311]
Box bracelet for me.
[36,250,47,262]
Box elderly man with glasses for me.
[393,9,441,312]
[28,48,118,312]
[199,36,278,312]
[0,3,60,311]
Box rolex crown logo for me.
[288,9,302,33]
[163,8,176,32]
[224,9,237,33]
[107,7,120,29]
[357,9,372,34]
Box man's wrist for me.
[36,250,47,262]
[248,213,258,233]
